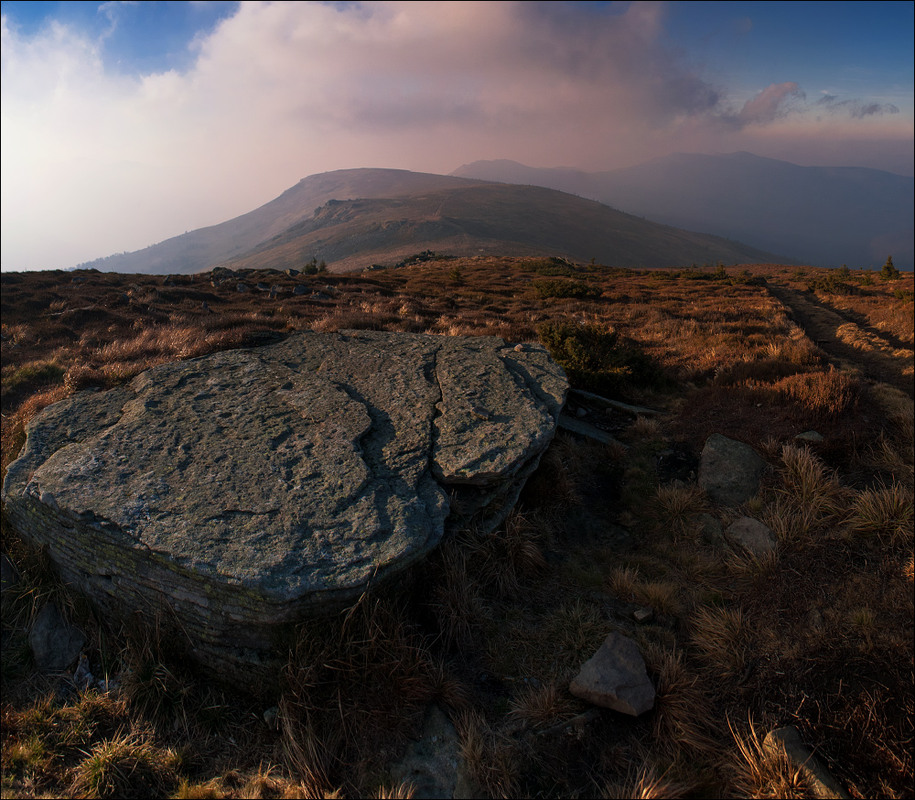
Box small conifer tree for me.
[880,255,900,281]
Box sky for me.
[2,1,913,271]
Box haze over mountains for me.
[452,152,915,271]
[80,168,779,275]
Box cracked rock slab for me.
[2,330,567,684]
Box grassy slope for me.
[77,170,781,276]
[222,184,781,273]
[1,259,912,799]
[79,169,486,275]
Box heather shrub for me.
[538,321,665,395]
[532,278,601,300]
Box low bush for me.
[538,321,666,395]
[532,279,601,300]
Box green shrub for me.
[2,362,65,395]
[880,256,900,281]
[806,270,860,295]
[538,321,664,395]
[532,279,601,300]
[523,256,579,276]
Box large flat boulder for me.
[2,331,566,684]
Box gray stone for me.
[763,726,849,799]
[3,331,566,685]
[29,602,85,671]
[698,513,725,546]
[1,554,19,616]
[632,607,654,624]
[1,554,17,593]
[292,284,308,295]
[698,434,766,506]
[389,704,477,799]
[557,414,626,448]
[795,430,824,443]
[726,517,777,556]
[569,631,655,715]
[236,282,250,293]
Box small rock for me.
[256,282,270,291]
[632,607,654,624]
[389,704,476,799]
[795,430,824,443]
[201,301,211,312]
[513,344,525,352]
[569,631,655,716]
[29,602,85,671]
[236,282,250,293]
[312,291,331,301]
[263,706,279,729]
[763,726,849,799]
[286,268,300,276]
[292,284,308,295]
[698,434,766,506]
[698,513,725,546]
[575,406,588,418]
[74,652,94,689]
[726,517,776,556]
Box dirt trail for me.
[767,284,914,398]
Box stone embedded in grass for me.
[389,704,475,799]
[2,330,567,686]
[726,517,777,556]
[569,631,655,716]
[763,726,850,799]
[795,430,824,443]
[698,433,767,506]
[28,602,85,672]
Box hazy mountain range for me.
[452,152,914,270]
[79,167,780,275]
[77,151,912,275]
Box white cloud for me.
[2,1,911,270]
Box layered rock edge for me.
[2,330,567,683]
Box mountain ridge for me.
[452,153,915,269]
[79,168,783,274]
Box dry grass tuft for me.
[770,368,860,417]
[643,644,717,757]
[70,728,180,799]
[373,781,415,799]
[778,444,844,518]
[725,715,810,799]
[652,481,708,540]
[689,605,748,679]
[456,709,520,799]
[507,682,578,731]
[846,482,914,547]
[603,762,696,800]
[279,593,441,795]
